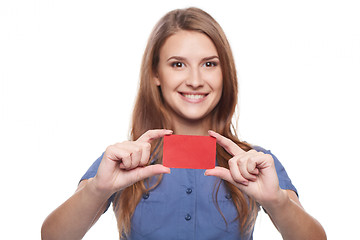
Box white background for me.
[1,0,359,239]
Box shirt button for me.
[186,188,192,194]
[142,193,150,199]
[185,214,192,221]
[225,193,232,199]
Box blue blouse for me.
[80,146,297,240]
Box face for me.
[154,30,223,125]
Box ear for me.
[153,73,161,86]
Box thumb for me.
[205,166,235,184]
[132,164,171,183]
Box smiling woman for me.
[154,30,223,134]
[41,7,326,240]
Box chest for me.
[128,168,254,240]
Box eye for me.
[203,61,218,67]
[171,62,185,68]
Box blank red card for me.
[163,135,216,169]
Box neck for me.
[171,116,212,136]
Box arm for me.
[41,129,172,240]
[265,189,326,240]
[205,131,326,240]
[41,179,111,240]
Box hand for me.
[205,130,287,208]
[92,129,173,196]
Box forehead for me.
[159,30,218,59]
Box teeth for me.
[183,94,205,99]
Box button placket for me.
[184,188,193,222]
[178,169,196,238]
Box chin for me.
[180,110,212,122]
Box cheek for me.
[159,70,187,91]
[203,67,222,84]
[209,72,223,92]
[216,79,223,91]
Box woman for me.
[41,7,326,240]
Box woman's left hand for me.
[205,130,287,208]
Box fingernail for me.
[241,181,249,186]
[163,167,171,174]
[165,130,173,135]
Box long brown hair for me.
[113,7,258,238]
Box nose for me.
[185,68,204,88]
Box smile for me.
[182,94,206,99]
[179,92,209,103]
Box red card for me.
[163,135,216,169]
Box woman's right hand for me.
[92,129,172,196]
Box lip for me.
[178,91,209,103]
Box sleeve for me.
[252,146,298,196]
[79,152,115,213]
[79,152,105,182]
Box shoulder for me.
[79,152,105,183]
[251,145,285,170]
[251,145,270,153]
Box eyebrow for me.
[167,55,219,62]
[202,56,220,61]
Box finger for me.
[237,155,257,181]
[117,141,150,168]
[250,153,274,170]
[106,145,131,168]
[228,157,249,185]
[119,152,132,169]
[139,142,151,166]
[117,142,143,169]
[132,164,171,183]
[246,150,261,175]
[137,129,173,143]
[205,166,234,183]
[205,166,248,187]
[247,157,259,176]
[208,130,244,156]
[108,143,138,169]
[129,149,142,169]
